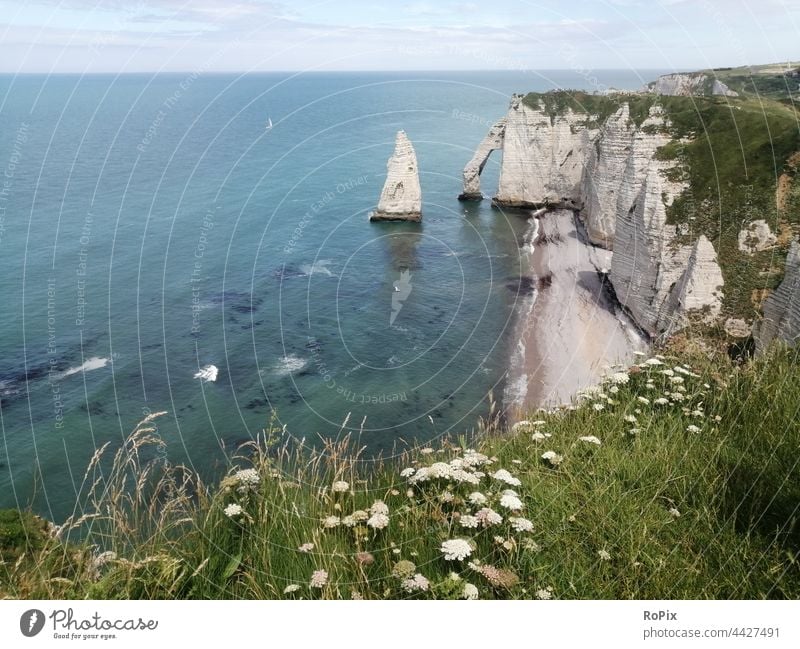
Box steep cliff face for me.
[370,130,422,222]
[755,241,800,352]
[462,94,726,337]
[494,95,596,209]
[648,72,739,97]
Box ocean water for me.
[0,70,661,520]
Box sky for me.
[0,0,798,73]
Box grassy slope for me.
[2,346,799,599]
[523,88,800,322]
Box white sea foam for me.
[61,356,110,378]
[273,355,308,376]
[194,364,218,382]
[299,260,336,277]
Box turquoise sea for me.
[0,70,661,520]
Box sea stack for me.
[370,130,422,222]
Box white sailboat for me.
[265,116,273,130]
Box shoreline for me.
[504,209,648,420]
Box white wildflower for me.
[401,573,430,593]
[644,358,663,365]
[610,371,629,384]
[475,507,503,526]
[310,569,328,588]
[654,397,669,405]
[637,396,650,405]
[509,516,534,532]
[499,492,524,511]
[440,539,473,561]
[592,403,605,411]
[686,424,701,433]
[283,584,300,594]
[669,507,681,518]
[578,435,602,445]
[332,480,350,493]
[462,583,479,600]
[439,491,455,503]
[491,469,522,486]
[531,432,547,442]
[609,385,619,394]
[224,503,243,518]
[400,467,415,478]
[541,450,563,466]
[468,492,487,505]
[322,515,341,529]
[536,587,554,600]
[459,515,479,529]
[367,512,389,530]
[370,500,389,516]
[298,543,314,553]
[598,549,612,561]
[624,414,637,423]
[234,468,260,487]
[428,462,452,479]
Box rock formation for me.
[755,240,800,352]
[458,118,506,200]
[647,72,739,97]
[461,95,726,337]
[737,219,777,253]
[494,95,595,210]
[370,130,422,222]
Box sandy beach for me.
[504,209,648,419]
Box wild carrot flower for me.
[536,587,553,600]
[598,549,612,561]
[322,516,341,529]
[440,539,473,561]
[332,480,349,493]
[310,569,328,588]
[541,450,563,466]
[400,467,415,478]
[509,516,534,532]
[370,500,389,516]
[234,468,260,489]
[491,469,521,486]
[367,512,389,530]
[463,583,479,600]
[669,507,681,518]
[459,515,479,529]
[686,424,701,433]
[401,574,430,593]
[298,543,314,553]
[283,584,300,594]
[499,491,523,511]
[475,507,503,526]
[224,503,243,518]
[579,435,602,445]
[610,372,629,384]
[592,403,605,411]
[468,492,487,505]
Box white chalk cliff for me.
[755,240,800,352]
[461,94,726,336]
[647,72,739,97]
[370,130,422,222]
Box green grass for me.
[2,345,799,599]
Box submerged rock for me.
[370,130,422,222]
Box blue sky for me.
[0,0,797,73]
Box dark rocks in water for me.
[505,276,536,295]
[79,401,105,415]
[246,398,268,410]
[537,273,553,290]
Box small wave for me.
[61,357,110,379]
[194,364,218,382]
[273,355,308,376]
[299,260,336,277]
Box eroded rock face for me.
[494,95,596,209]
[459,118,506,200]
[755,240,800,352]
[737,219,777,253]
[649,72,738,97]
[461,94,726,337]
[370,130,422,222]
